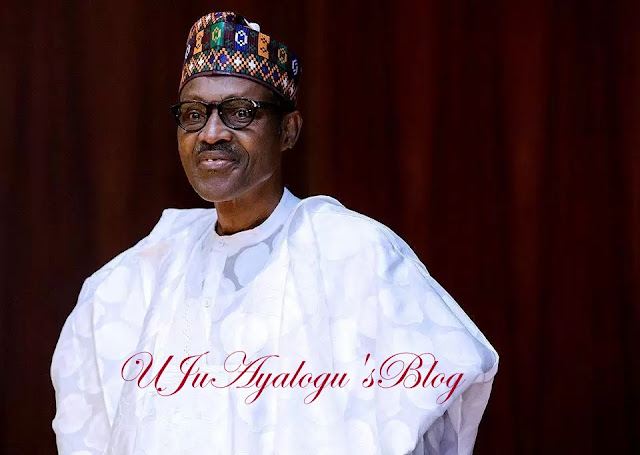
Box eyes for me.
[220,100,255,124]
[177,100,256,129]
[185,109,204,121]
[180,106,206,128]
[172,97,280,132]
[230,107,252,120]
[185,106,251,122]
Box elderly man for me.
[51,11,498,455]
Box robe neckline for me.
[208,187,300,251]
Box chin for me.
[191,182,238,203]
[194,188,228,203]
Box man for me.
[51,11,498,455]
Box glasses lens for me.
[219,99,255,128]
[178,102,208,131]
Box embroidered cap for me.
[179,11,301,108]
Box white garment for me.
[51,188,498,455]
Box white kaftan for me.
[51,188,498,455]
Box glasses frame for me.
[170,97,283,132]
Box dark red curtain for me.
[2,1,638,453]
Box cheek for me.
[177,131,195,159]
[244,145,279,173]
[240,133,282,169]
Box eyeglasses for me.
[170,97,283,132]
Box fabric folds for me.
[51,194,498,455]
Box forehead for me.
[179,75,276,102]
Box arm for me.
[51,278,112,454]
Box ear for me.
[279,110,303,151]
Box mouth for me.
[196,151,237,171]
[198,157,235,170]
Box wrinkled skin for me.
[177,75,303,234]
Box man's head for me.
[175,12,302,203]
[176,75,302,203]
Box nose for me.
[198,109,234,144]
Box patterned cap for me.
[180,11,301,108]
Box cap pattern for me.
[180,12,300,107]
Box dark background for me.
[2,0,639,454]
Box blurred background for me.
[1,0,639,453]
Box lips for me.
[196,150,237,170]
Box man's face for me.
[177,75,285,203]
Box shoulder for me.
[83,208,216,291]
[286,195,421,265]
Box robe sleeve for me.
[50,208,210,454]
[284,199,499,455]
[412,272,497,455]
[378,238,497,454]
[51,250,149,454]
[51,276,113,454]
[370,229,498,455]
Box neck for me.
[214,178,284,236]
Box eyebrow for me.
[180,93,251,102]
